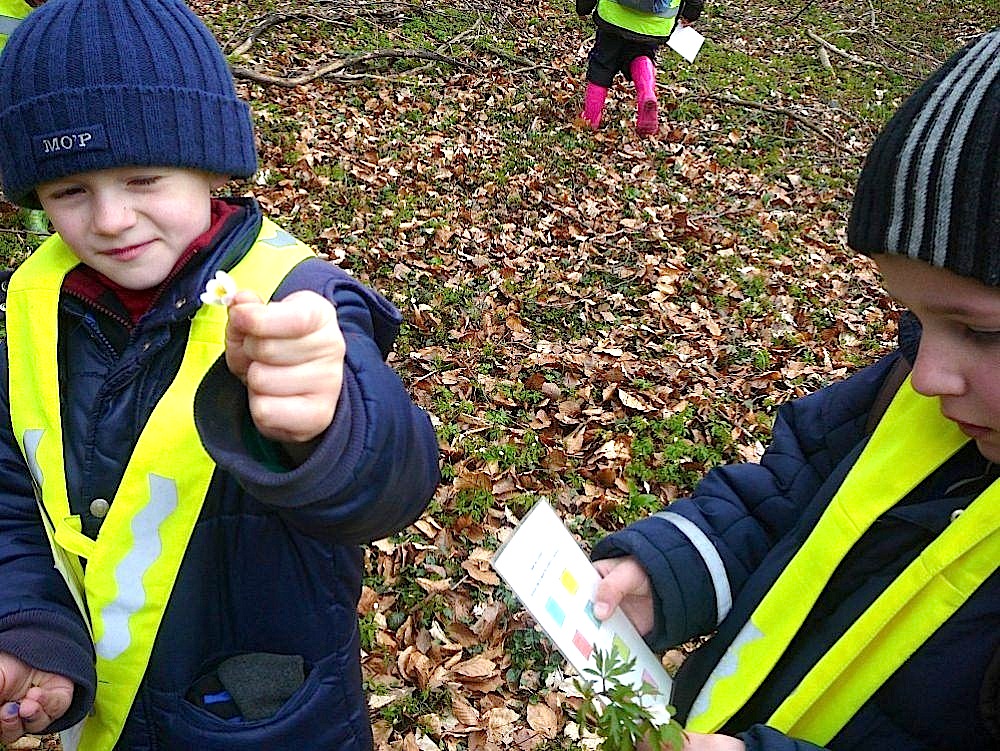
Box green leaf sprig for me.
[574,645,685,751]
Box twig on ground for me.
[780,0,816,25]
[873,32,942,65]
[697,93,840,146]
[806,30,882,68]
[511,63,563,75]
[0,227,47,238]
[480,41,535,67]
[806,30,921,79]
[232,49,475,87]
[229,13,349,56]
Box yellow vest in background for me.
[597,0,680,37]
[0,0,32,46]
[7,219,314,750]
[686,378,1000,744]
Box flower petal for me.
[202,270,240,306]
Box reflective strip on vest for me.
[7,218,315,751]
[0,14,21,36]
[597,0,679,35]
[0,0,32,43]
[685,378,1000,744]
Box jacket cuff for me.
[593,516,718,650]
[194,355,355,503]
[736,723,828,751]
[0,609,96,732]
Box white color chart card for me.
[667,24,706,62]
[492,500,672,699]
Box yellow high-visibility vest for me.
[7,218,314,750]
[596,0,680,36]
[0,0,32,45]
[686,377,1000,744]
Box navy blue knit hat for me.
[0,0,257,208]
[848,28,1000,285]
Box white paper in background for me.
[492,500,673,702]
[667,24,705,62]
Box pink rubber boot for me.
[581,82,609,130]
[630,56,659,136]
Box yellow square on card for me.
[560,569,578,595]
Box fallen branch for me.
[479,41,534,68]
[0,226,47,238]
[805,29,920,79]
[228,13,349,56]
[806,30,881,68]
[873,32,942,66]
[231,48,475,87]
[510,63,564,75]
[780,0,816,25]
[697,93,840,147]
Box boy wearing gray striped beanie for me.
[849,27,1000,460]
[590,28,1000,751]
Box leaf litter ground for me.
[7,0,997,749]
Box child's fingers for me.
[245,360,338,397]
[18,695,52,735]
[243,357,344,443]
[228,291,335,340]
[0,702,23,743]
[21,683,72,732]
[593,559,632,619]
[224,292,264,380]
[593,556,650,620]
[248,393,336,445]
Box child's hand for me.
[637,732,745,751]
[593,556,655,635]
[0,653,74,743]
[680,733,745,750]
[224,290,345,445]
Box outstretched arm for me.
[197,261,440,545]
[592,352,902,649]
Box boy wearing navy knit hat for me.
[0,0,439,749]
[590,29,1000,751]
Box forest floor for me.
[1,0,997,748]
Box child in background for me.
[593,29,1000,750]
[576,0,703,135]
[0,0,440,749]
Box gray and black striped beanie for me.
[848,28,1000,285]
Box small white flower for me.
[200,270,239,306]
[643,700,673,727]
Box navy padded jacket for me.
[594,321,1000,751]
[0,199,440,750]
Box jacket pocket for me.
[145,651,371,750]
